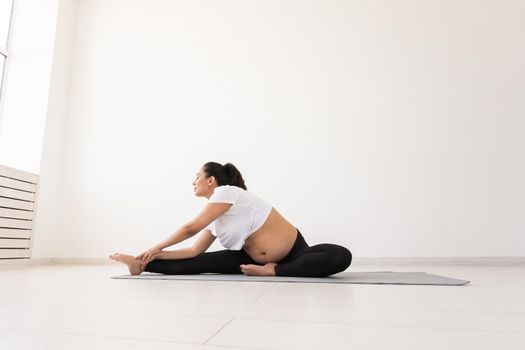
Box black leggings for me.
[145,229,352,277]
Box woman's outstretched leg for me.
[144,249,258,275]
[275,244,352,277]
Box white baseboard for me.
[353,257,525,266]
[51,258,113,265]
[0,258,53,266]
[0,258,111,266]
[1,257,524,266]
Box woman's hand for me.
[137,246,163,268]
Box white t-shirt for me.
[205,185,272,250]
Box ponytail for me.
[203,162,247,190]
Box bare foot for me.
[240,262,277,276]
[109,253,144,276]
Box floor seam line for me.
[203,318,234,345]
[251,294,264,304]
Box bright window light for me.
[1,0,14,110]
[0,0,13,49]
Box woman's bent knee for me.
[341,246,352,269]
[333,246,352,273]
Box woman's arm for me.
[142,230,217,267]
[137,225,194,266]
[155,225,195,250]
[154,230,217,260]
[155,203,231,250]
[139,203,231,265]
[155,247,196,260]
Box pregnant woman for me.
[110,162,352,277]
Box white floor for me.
[0,261,524,350]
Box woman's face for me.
[192,167,215,198]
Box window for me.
[0,0,14,109]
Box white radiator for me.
[0,165,39,259]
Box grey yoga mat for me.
[111,271,470,286]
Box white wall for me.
[31,0,77,258]
[35,0,525,258]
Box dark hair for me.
[203,162,247,190]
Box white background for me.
[2,0,523,259]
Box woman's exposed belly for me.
[242,207,298,264]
